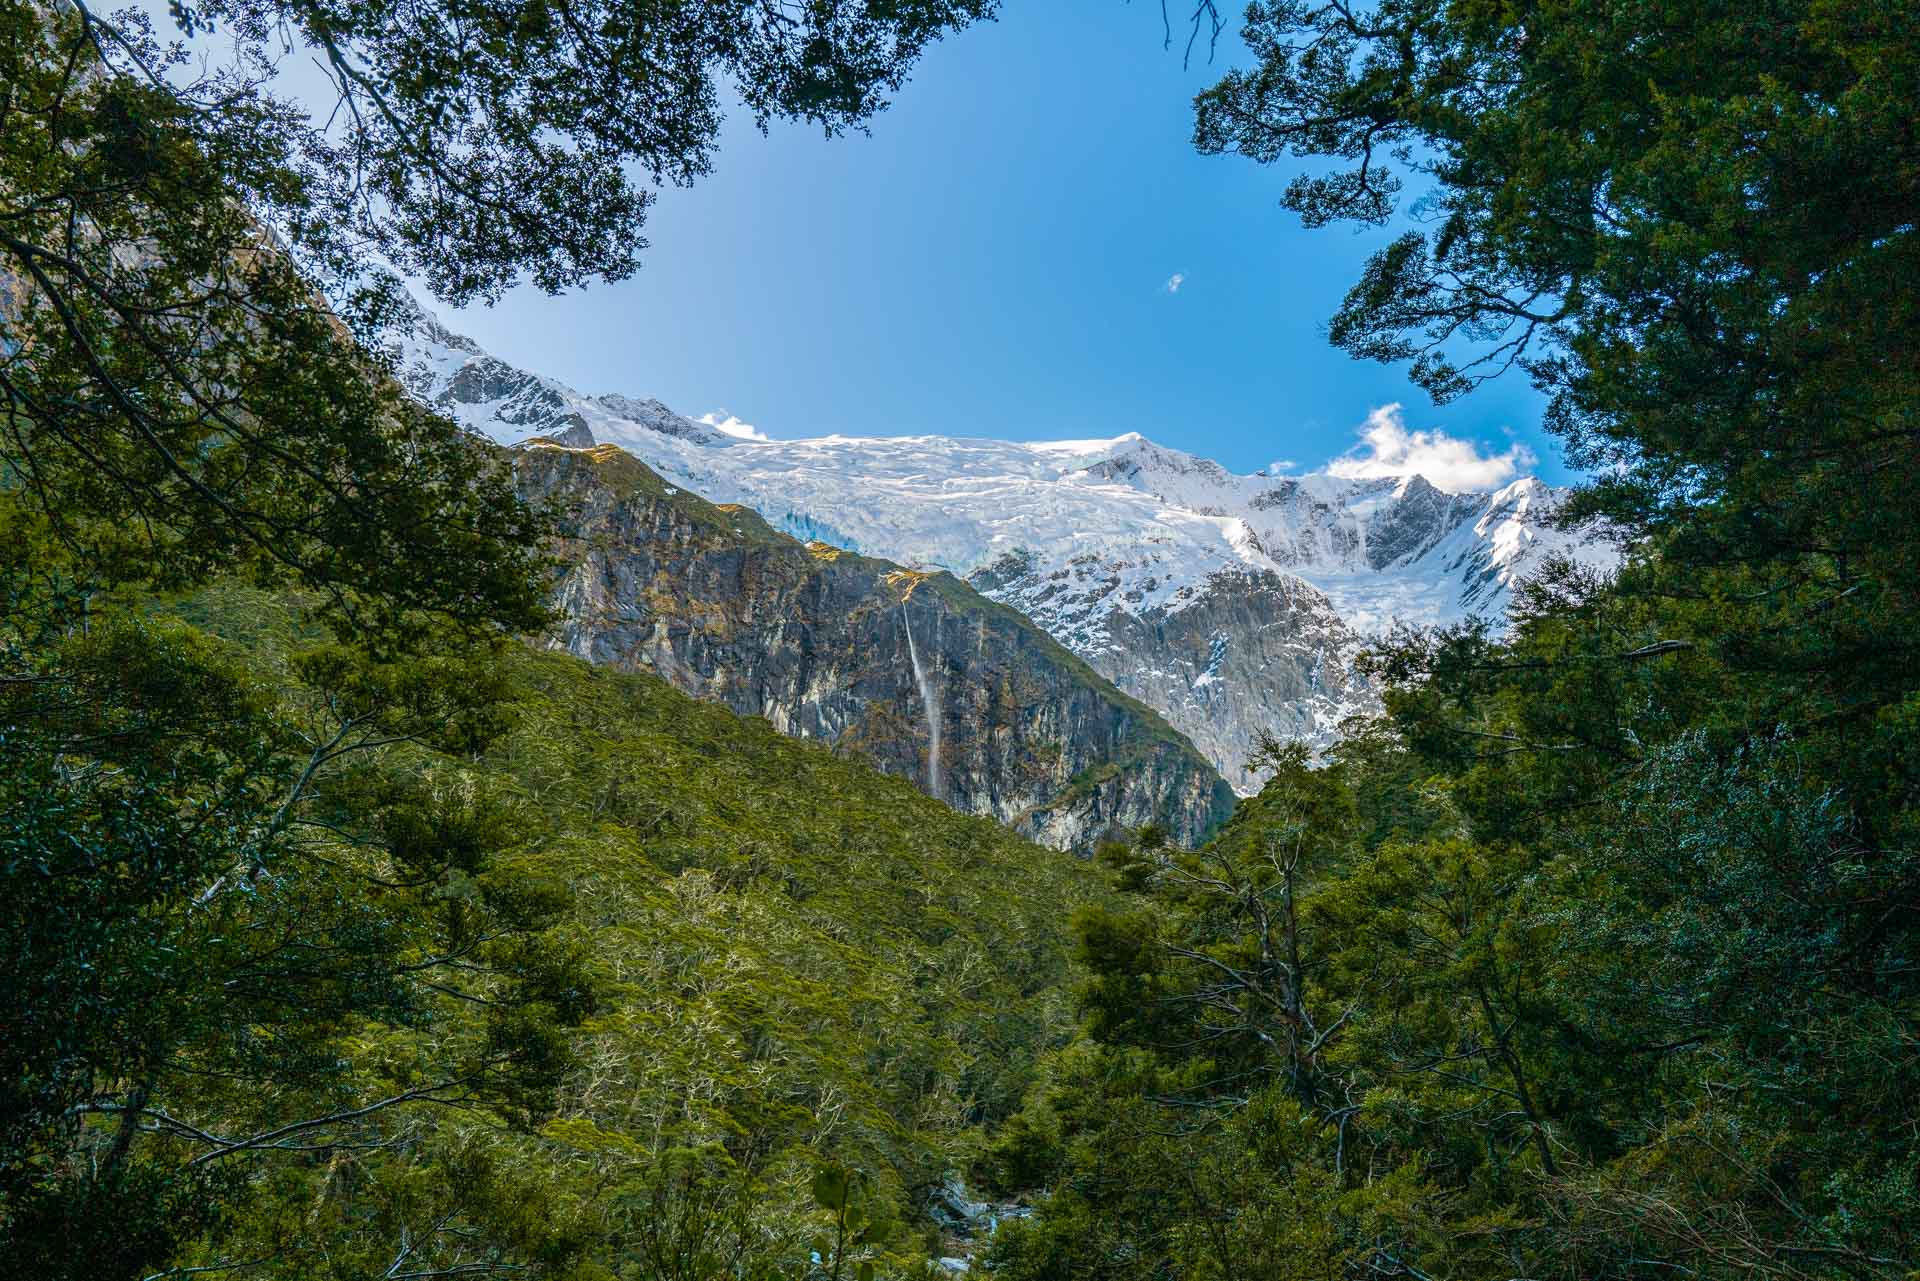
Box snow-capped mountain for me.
[397,309,1615,792]
[511,442,1236,849]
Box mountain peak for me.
[394,304,1615,788]
[1488,474,1549,505]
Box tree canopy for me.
[1,2,1015,1276]
[982,3,1920,1279]
[1194,0,1919,584]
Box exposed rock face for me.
[972,555,1370,793]
[1348,475,1469,568]
[514,442,1236,850]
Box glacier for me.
[395,307,1617,793]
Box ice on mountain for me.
[396,306,1616,792]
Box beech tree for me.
[1193,0,1918,561]
[1,3,1002,1275]
[988,8,1919,1279]
[2,0,997,634]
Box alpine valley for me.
[398,308,1617,804]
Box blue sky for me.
[418,5,1566,487]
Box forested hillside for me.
[26,583,1100,1277]
[8,566,1101,1277]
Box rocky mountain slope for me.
[969,551,1366,794]
[400,308,1615,793]
[513,439,1236,848]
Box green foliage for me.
[997,655,1919,1278]
[989,10,1920,1274]
[5,0,997,313]
[0,565,1102,1279]
[1195,0,1920,739]
[1,1,554,650]
[188,0,999,304]
[0,546,594,1277]
[10,583,1094,1281]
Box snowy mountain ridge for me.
[396,308,1616,792]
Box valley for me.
[9,1,1910,1276]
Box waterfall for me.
[900,597,942,800]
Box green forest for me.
[3,0,1916,1278]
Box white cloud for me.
[1165,272,1186,294]
[698,410,768,442]
[1268,459,1299,474]
[1324,404,1535,493]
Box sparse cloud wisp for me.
[699,411,770,441]
[698,411,770,442]
[1165,272,1186,294]
[1325,404,1534,493]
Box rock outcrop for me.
[515,441,1236,849]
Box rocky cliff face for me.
[971,554,1370,794]
[515,441,1236,849]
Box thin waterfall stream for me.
[900,597,943,800]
